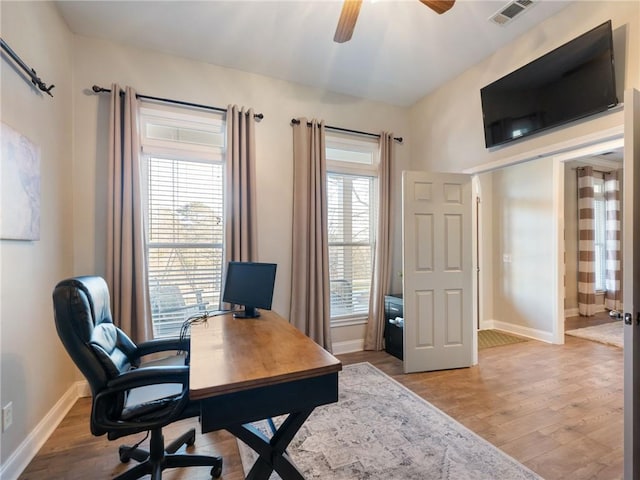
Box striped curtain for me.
[577,167,597,316]
[604,170,622,311]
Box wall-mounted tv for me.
[481,20,618,149]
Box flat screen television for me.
[481,20,618,148]
[222,261,277,318]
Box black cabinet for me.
[384,294,403,360]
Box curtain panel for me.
[364,132,394,351]
[604,170,622,311]
[225,105,258,264]
[577,166,597,317]
[106,85,153,342]
[290,119,332,351]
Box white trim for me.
[463,121,624,175]
[331,339,364,355]
[0,382,84,480]
[552,157,565,344]
[551,132,624,348]
[565,307,580,318]
[486,319,555,344]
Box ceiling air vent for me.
[489,0,535,26]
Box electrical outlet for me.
[2,402,13,432]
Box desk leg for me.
[228,408,313,480]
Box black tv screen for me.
[222,261,277,318]
[481,20,617,148]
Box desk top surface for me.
[189,310,342,400]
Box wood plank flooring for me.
[19,332,623,480]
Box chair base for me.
[117,427,222,480]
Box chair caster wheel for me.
[118,446,131,463]
[210,460,223,478]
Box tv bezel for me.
[480,20,618,149]
[222,261,277,319]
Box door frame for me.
[466,122,625,343]
[551,136,625,343]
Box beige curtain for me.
[364,132,394,351]
[604,170,622,311]
[290,119,332,351]
[106,85,152,342]
[577,166,597,316]
[225,105,258,264]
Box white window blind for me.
[326,133,378,323]
[141,104,225,338]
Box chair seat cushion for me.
[121,353,187,421]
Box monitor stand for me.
[233,306,260,319]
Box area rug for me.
[238,362,542,479]
[478,329,528,349]
[566,321,623,348]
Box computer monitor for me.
[222,261,277,318]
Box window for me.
[326,133,378,324]
[593,176,606,291]
[140,105,225,337]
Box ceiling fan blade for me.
[334,0,363,43]
[418,0,455,15]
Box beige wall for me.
[0,0,76,470]
[490,158,556,334]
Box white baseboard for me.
[332,339,364,355]
[564,305,606,318]
[0,381,84,480]
[564,307,579,318]
[482,319,554,344]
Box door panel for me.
[402,171,473,373]
[623,88,640,479]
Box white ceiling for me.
[55,0,573,106]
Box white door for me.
[402,171,473,373]
[623,88,640,479]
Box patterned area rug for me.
[566,321,623,348]
[238,362,542,479]
[478,329,528,349]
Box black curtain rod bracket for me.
[92,85,263,120]
[291,118,402,143]
[1,37,54,97]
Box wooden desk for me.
[189,310,342,480]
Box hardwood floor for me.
[19,333,623,480]
[565,310,617,330]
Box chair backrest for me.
[52,276,138,397]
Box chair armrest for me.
[95,366,191,437]
[106,365,189,392]
[134,337,190,357]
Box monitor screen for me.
[222,261,277,318]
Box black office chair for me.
[52,276,223,480]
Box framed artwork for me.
[1,122,41,241]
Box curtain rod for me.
[92,85,263,120]
[1,37,55,96]
[291,118,402,143]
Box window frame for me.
[325,132,379,327]
[139,103,227,338]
